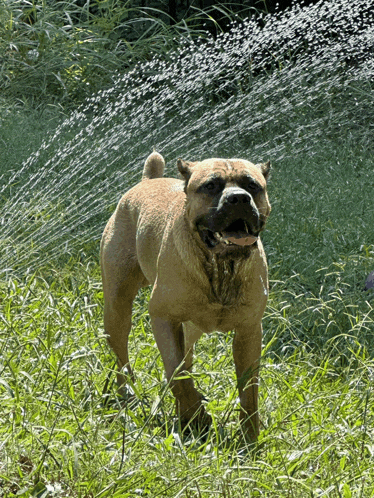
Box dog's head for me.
[178,158,271,257]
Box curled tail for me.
[142,152,165,180]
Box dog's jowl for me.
[100,152,271,441]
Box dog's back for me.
[142,152,165,180]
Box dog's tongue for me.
[224,233,258,246]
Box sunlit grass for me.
[0,253,373,497]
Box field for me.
[1,0,374,496]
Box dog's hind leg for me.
[102,268,145,394]
[101,220,146,396]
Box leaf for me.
[342,483,352,498]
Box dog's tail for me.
[142,151,165,180]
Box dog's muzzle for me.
[196,187,265,252]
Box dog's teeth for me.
[244,221,249,233]
[214,232,235,245]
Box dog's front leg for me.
[151,316,210,429]
[233,323,262,442]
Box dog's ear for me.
[177,159,194,182]
[257,160,271,181]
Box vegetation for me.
[0,0,253,105]
[1,0,374,496]
[1,236,373,496]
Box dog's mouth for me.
[199,219,259,250]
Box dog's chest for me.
[186,259,252,332]
[204,256,248,307]
[189,300,250,333]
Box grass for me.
[0,259,373,497]
[1,104,374,498]
[0,0,249,106]
[0,100,65,184]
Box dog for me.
[100,152,271,441]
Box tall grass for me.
[0,0,248,105]
[0,260,373,496]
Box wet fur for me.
[204,253,251,306]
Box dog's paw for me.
[180,407,212,438]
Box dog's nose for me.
[225,188,251,205]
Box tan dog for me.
[100,152,271,441]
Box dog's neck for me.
[176,213,256,306]
[203,254,252,307]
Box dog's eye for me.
[198,179,224,194]
[246,182,261,194]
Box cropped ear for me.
[257,160,271,181]
[177,159,195,182]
